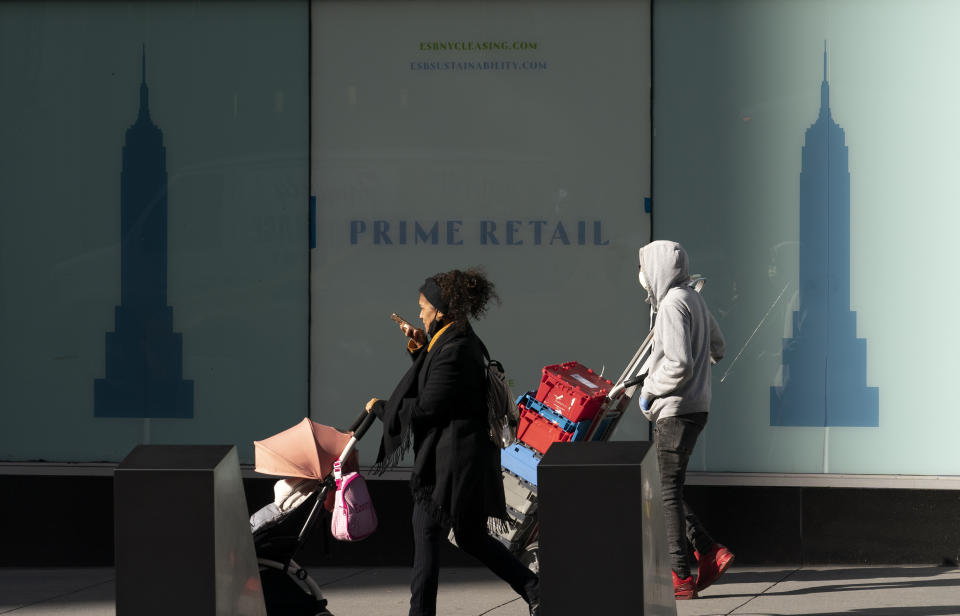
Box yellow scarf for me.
[427,321,455,352]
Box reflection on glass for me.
[0,1,308,463]
[769,46,879,428]
[95,48,194,419]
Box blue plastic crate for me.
[517,392,593,441]
[501,442,542,488]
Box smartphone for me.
[390,313,411,329]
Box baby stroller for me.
[250,410,377,616]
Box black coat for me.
[373,322,507,528]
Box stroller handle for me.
[347,408,370,433]
[351,408,378,441]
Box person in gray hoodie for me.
[637,240,734,600]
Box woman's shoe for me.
[525,578,541,615]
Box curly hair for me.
[431,267,500,324]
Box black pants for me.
[409,500,539,616]
[654,413,716,579]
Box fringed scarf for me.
[372,321,456,475]
[371,349,424,476]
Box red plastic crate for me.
[516,405,573,454]
[534,362,612,422]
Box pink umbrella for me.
[254,417,358,480]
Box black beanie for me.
[419,277,449,314]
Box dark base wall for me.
[686,486,960,566]
[4,476,960,567]
[1,476,474,568]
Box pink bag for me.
[330,460,377,541]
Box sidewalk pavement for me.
[2,564,959,615]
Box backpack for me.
[330,460,377,541]
[481,343,520,448]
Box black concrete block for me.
[538,441,675,616]
[115,445,265,615]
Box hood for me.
[638,240,690,310]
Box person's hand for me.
[402,323,426,346]
[639,396,651,412]
[365,397,380,413]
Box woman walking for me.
[366,268,540,616]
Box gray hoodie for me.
[638,241,725,422]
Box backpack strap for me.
[478,337,491,362]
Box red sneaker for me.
[672,571,697,600]
[694,544,735,591]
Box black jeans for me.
[409,501,539,616]
[654,413,716,579]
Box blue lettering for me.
[350,219,601,247]
[550,221,570,245]
[529,220,547,245]
[447,220,463,245]
[374,220,392,245]
[415,221,439,245]
[506,220,523,245]
[594,221,610,246]
[350,220,366,245]
[481,221,500,245]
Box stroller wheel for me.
[520,541,539,575]
[258,558,329,615]
[315,597,333,615]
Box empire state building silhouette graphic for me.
[95,49,193,418]
[770,46,878,427]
